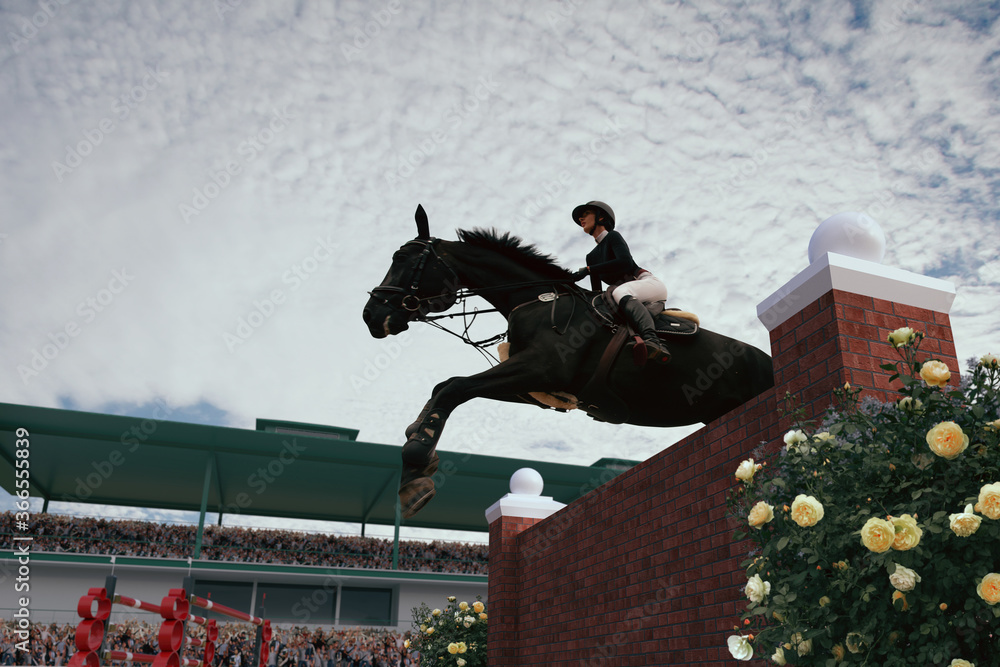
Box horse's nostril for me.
[362,307,372,325]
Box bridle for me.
[367,237,585,363]
[367,238,461,316]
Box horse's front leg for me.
[397,352,564,517]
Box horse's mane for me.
[456,228,573,279]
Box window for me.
[339,587,393,626]
[255,583,335,624]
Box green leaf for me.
[776,536,789,551]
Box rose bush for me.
[411,595,487,667]
[726,330,1000,665]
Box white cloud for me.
[0,0,997,501]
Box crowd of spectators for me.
[0,620,416,667]
[3,512,487,575]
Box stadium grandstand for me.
[1,401,634,664]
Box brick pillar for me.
[757,252,958,426]
[486,470,566,667]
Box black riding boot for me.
[620,296,671,365]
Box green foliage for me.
[727,335,1000,665]
[410,595,487,667]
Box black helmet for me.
[572,201,616,230]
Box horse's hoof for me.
[399,477,436,518]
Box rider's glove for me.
[570,267,589,281]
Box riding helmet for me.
[572,201,616,230]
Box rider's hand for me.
[570,267,589,281]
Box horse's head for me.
[363,205,460,338]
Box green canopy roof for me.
[0,402,631,534]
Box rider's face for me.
[579,210,599,235]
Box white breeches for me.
[611,271,667,305]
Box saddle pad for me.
[653,311,699,336]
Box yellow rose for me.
[432,608,441,616]
[977,573,1000,605]
[735,458,758,482]
[457,642,467,653]
[832,644,845,661]
[920,360,951,387]
[950,504,982,537]
[948,660,974,667]
[426,627,434,635]
[771,646,787,665]
[887,327,915,348]
[448,643,460,655]
[458,601,469,611]
[814,432,836,442]
[447,596,456,602]
[926,421,969,459]
[892,590,909,611]
[791,494,824,527]
[890,514,922,550]
[403,639,409,649]
[479,612,487,620]
[975,482,1000,520]
[986,418,1000,431]
[473,601,485,613]
[980,353,999,368]
[818,596,831,607]
[898,396,923,411]
[861,517,895,553]
[748,501,775,529]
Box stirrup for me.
[631,336,670,366]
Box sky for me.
[2,0,999,540]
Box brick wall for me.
[487,286,957,666]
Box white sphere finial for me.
[509,468,544,496]
[808,212,886,264]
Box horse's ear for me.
[415,204,430,240]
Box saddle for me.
[590,288,700,337]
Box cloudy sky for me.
[2,0,999,537]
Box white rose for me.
[797,638,813,656]
[889,565,921,592]
[745,573,771,604]
[727,635,753,661]
[735,458,757,482]
[783,429,807,446]
[771,646,786,665]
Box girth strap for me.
[576,324,631,423]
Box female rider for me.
[570,201,671,365]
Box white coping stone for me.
[485,494,566,524]
[756,252,956,332]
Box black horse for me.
[363,206,774,517]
